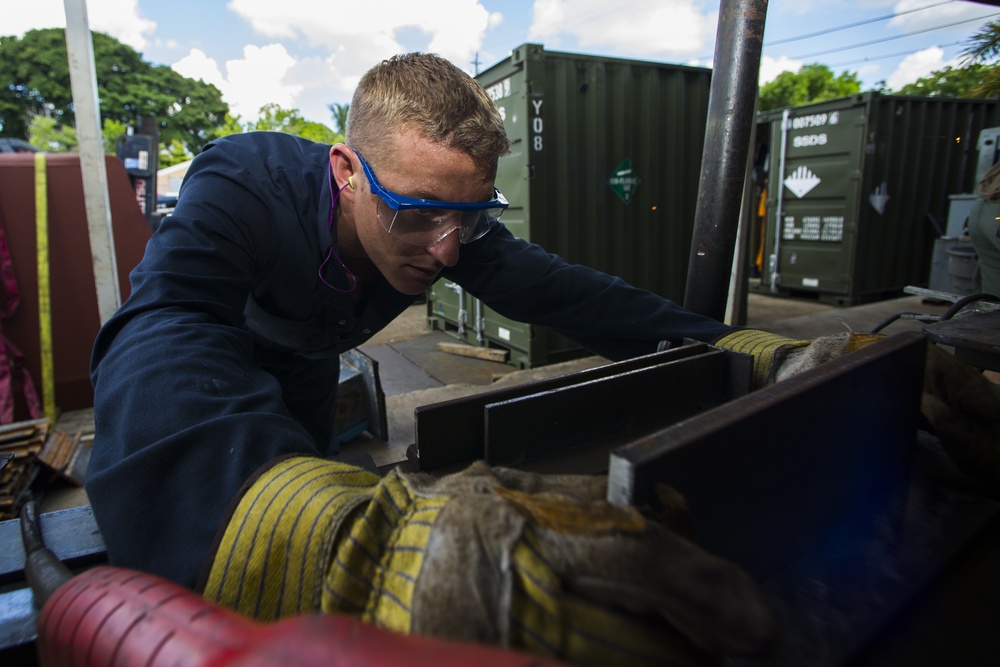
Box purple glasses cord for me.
[318,166,358,293]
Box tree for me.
[27,115,126,153]
[252,103,342,143]
[758,64,862,111]
[0,28,228,155]
[960,20,1000,97]
[328,102,350,135]
[892,63,992,97]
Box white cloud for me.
[888,0,993,34]
[172,48,225,89]
[886,45,953,89]
[759,54,804,84]
[227,0,494,70]
[7,0,499,125]
[213,0,496,121]
[173,44,302,122]
[6,0,156,50]
[528,0,717,58]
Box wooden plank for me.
[436,341,509,363]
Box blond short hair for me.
[346,53,510,177]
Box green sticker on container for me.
[609,159,640,204]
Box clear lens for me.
[376,199,502,247]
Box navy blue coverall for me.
[86,132,733,588]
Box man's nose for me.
[426,226,461,266]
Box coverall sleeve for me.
[86,144,322,589]
[443,225,734,360]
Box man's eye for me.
[413,209,448,222]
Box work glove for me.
[203,457,777,667]
[920,343,1000,488]
[712,329,812,388]
[716,330,1000,488]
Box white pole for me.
[62,0,122,325]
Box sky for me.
[6,0,1000,127]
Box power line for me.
[764,0,955,47]
[825,40,965,67]
[700,0,958,60]
[791,11,999,59]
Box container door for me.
[767,103,866,299]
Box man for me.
[89,52,865,664]
[87,51,759,587]
[971,162,1000,297]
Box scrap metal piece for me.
[336,349,388,444]
[415,342,752,472]
[484,346,738,467]
[923,310,1000,372]
[0,504,107,652]
[608,331,927,581]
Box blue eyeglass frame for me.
[353,150,509,212]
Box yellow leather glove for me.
[712,329,811,388]
[203,457,776,667]
[921,344,1000,488]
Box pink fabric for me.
[0,210,42,423]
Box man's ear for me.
[330,144,357,201]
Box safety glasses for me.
[354,150,508,247]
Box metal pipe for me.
[684,0,769,321]
[20,501,74,607]
[770,108,791,292]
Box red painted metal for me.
[0,154,151,418]
[36,565,564,667]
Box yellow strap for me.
[714,329,809,388]
[34,153,56,425]
[322,468,446,633]
[204,457,379,620]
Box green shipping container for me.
[427,43,712,368]
[751,92,1000,305]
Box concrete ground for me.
[40,288,956,509]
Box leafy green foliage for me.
[758,64,862,111]
[27,115,126,153]
[252,103,342,143]
[887,20,1000,99]
[892,63,994,98]
[328,102,349,135]
[958,20,1000,98]
[1,28,227,155]
[961,20,1000,65]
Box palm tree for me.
[961,20,1000,97]
[328,103,350,135]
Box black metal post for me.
[684,0,769,321]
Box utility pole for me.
[62,0,122,325]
